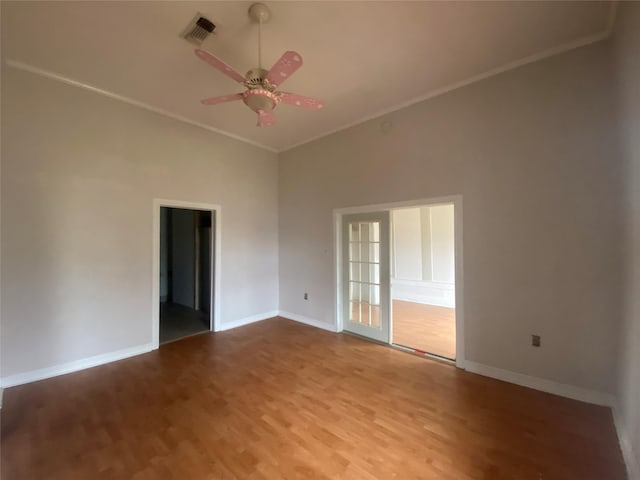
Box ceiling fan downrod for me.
[248,3,272,70]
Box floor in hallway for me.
[160,302,209,344]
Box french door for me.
[342,212,391,343]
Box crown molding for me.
[279,28,612,153]
[4,59,278,154]
[5,0,617,157]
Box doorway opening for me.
[336,196,463,366]
[159,207,213,344]
[391,204,456,360]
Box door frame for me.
[334,195,465,369]
[151,199,222,349]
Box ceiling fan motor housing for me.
[245,68,272,90]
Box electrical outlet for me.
[304,293,308,300]
[531,335,541,347]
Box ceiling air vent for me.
[182,14,216,45]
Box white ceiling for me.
[2,1,614,152]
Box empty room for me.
[1,1,639,479]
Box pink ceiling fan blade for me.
[201,93,244,105]
[279,92,324,110]
[195,49,246,84]
[257,109,276,127]
[265,51,303,88]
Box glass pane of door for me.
[343,212,390,343]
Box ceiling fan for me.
[195,3,324,127]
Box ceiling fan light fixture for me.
[244,89,278,112]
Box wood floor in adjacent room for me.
[392,300,456,359]
[1,318,626,480]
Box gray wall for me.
[427,205,455,284]
[392,208,424,281]
[171,209,195,309]
[612,1,640,473]
[198,219,212,314]
[159,207,169,301]
[278,41,623,394]
[1,67,279,378]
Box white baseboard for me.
[464,361,615,407]
[278,311,338,332]
[0,320,634,478]
[612,403,640,480]
[217,310,279,332]
[0,343,154,389]
[0,310,280,388]
[392,295,455,308]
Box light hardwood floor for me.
[1,318,626,479]
[392,300,456,359]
